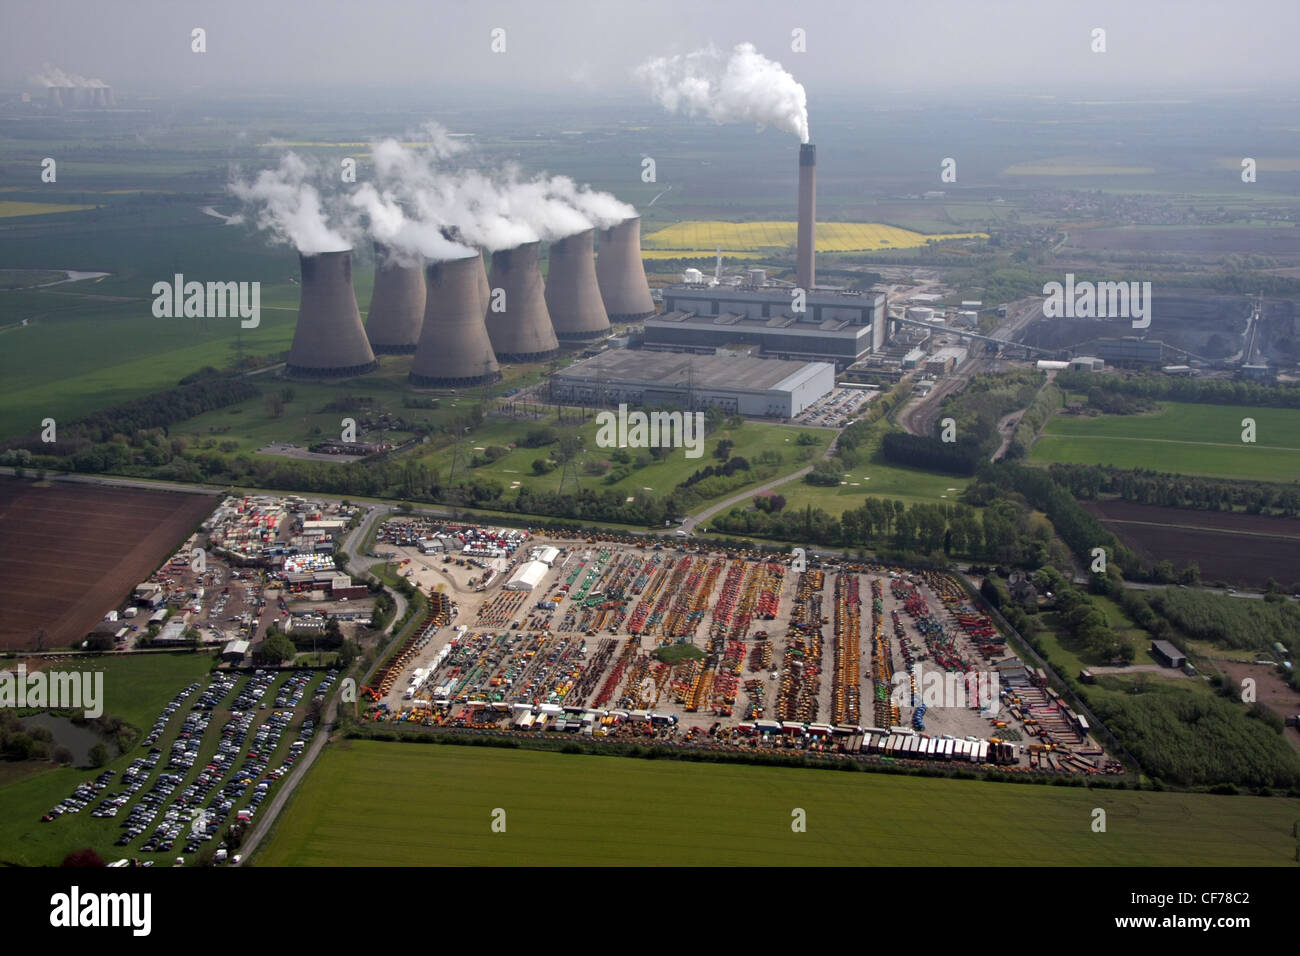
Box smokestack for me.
[595,216,655,320]
[287,250,378,378]
[409,255,501,387]
[544,229,610,341]
[485,242,559,362]
[365,242,426,354]
[797,143,816,292]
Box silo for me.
[365,242,426,354]
[286,250,378,378]
[409,255,501,387]
[595,216,655,321]
[544,229,610,341]
[485,241,559,362]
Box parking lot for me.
[41,668,335,864]
[792,385,879,428]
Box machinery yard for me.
[364,521,1120,776]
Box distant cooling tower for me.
[47,87,64,109]
[287,250,378,378]
[475,249,491,315]
[595,216,655,320]
[409,255,501,388]
[103,86,116,106]
[796,143,816,292]
[545,229,610,341]
[365,242,425,354]
[486,242,559,362]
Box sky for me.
[2,0,1298,100]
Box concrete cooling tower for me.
[796,143,816,292]
[544,229,610,341]
[287,250,378,378]
[47,87,64,109]
[409,255,501,388]
[365,242,426,354]
[595,216,655,321]
[486,241,559,362]
[475,249,491,315]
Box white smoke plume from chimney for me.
[228,152,351,255]
[348,183,473,264]
[636,42,810,143]
[28,63,108,88]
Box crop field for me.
[641,221,986,258]
[256,741,1300,866]
[0,479,219,649]
[1000,157,1157,176]
[0,202,97,218]
[1082,500,1300,589]
[1031,402,1300,481]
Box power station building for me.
[550,350,834,418]
[645,286,887,369]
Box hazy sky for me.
[4,0,1298,99]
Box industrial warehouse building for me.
[550,350,835,418]
[504,560,549,591]
[645,286,887,369]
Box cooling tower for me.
[286,250,378,378]
[47,87,64,109]
[595,216,655,321]
[486,242,559,362]
[103,86,116,106]
[544,229,610,341]
[93,87,108,107]
[797,143,817,292]
[365,242,426,354]
[475,249,491,315]
[409,255,501,388]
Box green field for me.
[1030,402,1300,481]
[256,740,1299,866]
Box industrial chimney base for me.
[409,370,503,389]
[285,360,379,379]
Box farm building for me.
[1150,640,1187,669]
[504,560,549,591]
[222,640,249,662]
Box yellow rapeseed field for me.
[641,220,985,259]
[0,201,95,218]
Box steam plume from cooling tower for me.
[636,42,810,143]
[228,152,350,255]
[28,63,108,88]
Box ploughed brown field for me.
[0,479,218,650]
[1083,499,1300,589]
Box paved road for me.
[679,466,814,534]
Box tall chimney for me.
[287,250,378,378]
[797,143,816,292]
[365,241,425,354]
[545,229,610,341]
[486,241,559,362]
[595,216,655,321]
[409,255,501,387]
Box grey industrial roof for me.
[555,350,829,391]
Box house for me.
[1007,571,1038,607]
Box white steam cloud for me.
[28,63,108,88]
[228,153,351,255]
[636,42,810,143]
[229,120,637,260]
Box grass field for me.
[1031,402,1300,481]
[641,220,986,258]
[255,740,1300,866]
[408,419,833,501]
